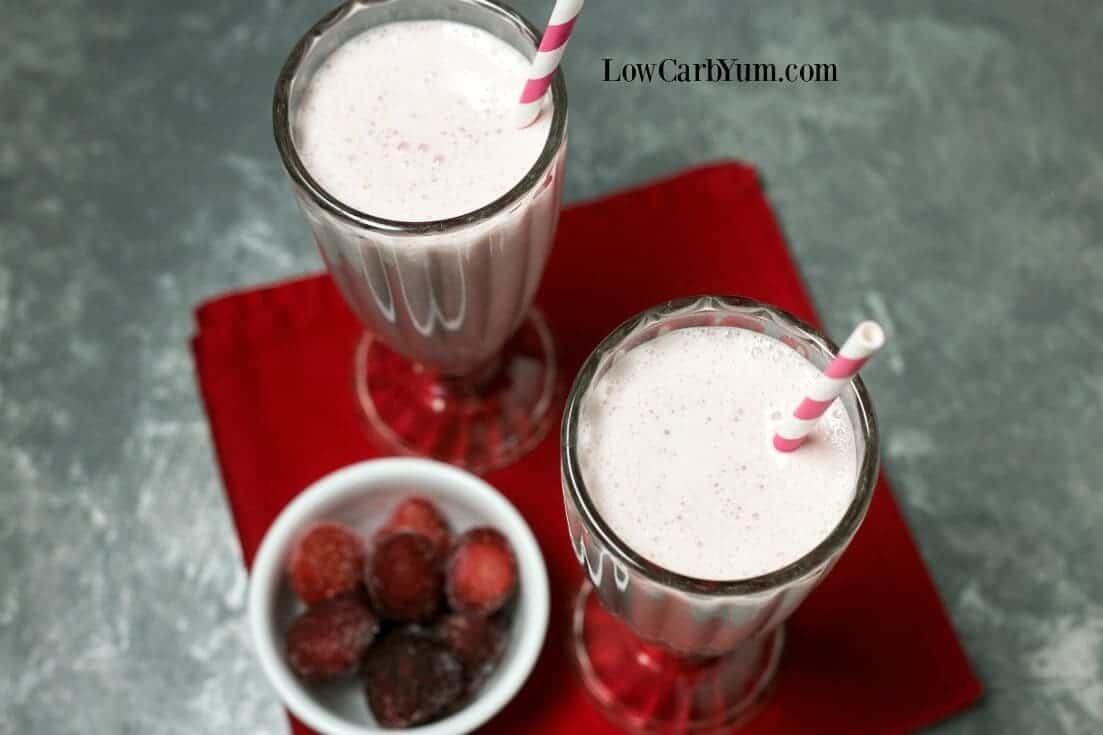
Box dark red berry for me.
[380,496,452,557]
[434,613,508,694]
[367,531,443,622]
[285,592,379,681]
[363,630,464,728]
[287,522,365,606]
[446,527,518,616]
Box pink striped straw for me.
[773,321,885,453]
[515,0,584,128]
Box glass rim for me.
[272,0,569,235]
[560,295,880,596]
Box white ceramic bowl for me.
[248,459,550,735]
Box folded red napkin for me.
[193,162,982,734]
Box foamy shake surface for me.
[577,327,858,581]
[294,21,552,222]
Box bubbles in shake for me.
[294,21,551,222]
[576,327,858,581]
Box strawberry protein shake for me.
[576,326,858,581]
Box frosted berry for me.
[367,531,443,622]
[286,592,379,681]
[288,522,365,606]
[380,496,452,557]
[445,527,518,616]
[363,629,464,728]
[434,613,508,694]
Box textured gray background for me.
[2,0,1101,732]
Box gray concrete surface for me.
[2,1,1101,732]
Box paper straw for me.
[515,0,584,128]
[773,321,885,453]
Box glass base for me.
[354,309,559,475]
[571,583,784,734]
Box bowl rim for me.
[247,458,551,735]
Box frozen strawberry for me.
[285,592,379,681]
[379,496,452,556]
[367,531,443,621]
[363,629,464,728]
[445,527,518,616]
[287,522,365,606]
[434,613,508,694]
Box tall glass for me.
[561,296,879,733]
[274,0,568,474]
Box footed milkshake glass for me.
[561,296,880,733]
[274,0,568,474]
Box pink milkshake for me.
[290,19,563,375]
[576,326,858,580]
[295,21,552,223]
[561,297,879,731]
[274,1,568,472]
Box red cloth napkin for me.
[193,162,982,734]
